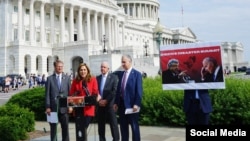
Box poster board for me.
[67,96,85,107]
[160,41,225,90]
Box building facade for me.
[0,0,246,77]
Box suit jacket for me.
[115,68,143,108]
[69,77,99,116]
[202,66,224,82]
[162,69,183,84]
[214,66,224,82]
[183,89,213,113]
[96,73,118,107]
[45,73,71,113]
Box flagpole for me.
[181,5,183,27]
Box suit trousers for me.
[97,106,120,141]
[185,99,210,125]
[50,113,69,141]
[74,107,92,141]
[118,99,141,141]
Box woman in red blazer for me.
[69,63,100,139]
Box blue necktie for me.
[100,75,106,97]
[57,75,61,90]
[195,90,199,99]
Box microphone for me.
[56,94,64,99]
[82,81,90,96]
[73,91,80,96]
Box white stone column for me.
[142,4,144,19]
[111,18,114,48]
[148,5,151,18]
[29,0,34,44]
[137,3,141,19]
[50,4,55,44]
[150,5,153,19]
[149,5,152,19]
[152,5,155,19]
[69,4,74,42]
[18,0,23,41]
[108,15,111,48]
[78,8,83,40]
[122,22,125,47]
[94,11,98,41]
[60,3,65,43]
[40,2,45,46]
[133,3,136,18]
[156,7,159,19]
[101,13,105,36]
[86,9,90,41]
[139,3,142,19]
[127,3,130,17]
[114,17,118,48]
[136,4,139,18]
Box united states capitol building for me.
[0,0,248,77]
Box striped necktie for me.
[121,71,127,97]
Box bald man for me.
[96,61,120,141]
[201,57,224,82]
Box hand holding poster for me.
[160,41,225,90]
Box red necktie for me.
[121,71,127,97]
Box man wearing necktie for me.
[114,55,143,141]
[96,61,120,141]
[45,60,71,141]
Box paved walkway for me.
[31,121,185,141]
[0,84,186,141]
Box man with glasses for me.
[162,58,187,84]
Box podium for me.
[66,96,97,141]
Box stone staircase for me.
[133,57,160,77]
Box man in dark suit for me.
[201,57,224,82]
[114,55,143,141]
[183,89,213,125]
[162,58,187,84]
[96,61,120,141]
[45,60,71,141]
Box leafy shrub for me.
[140,76,250,126]
[0,104,34,140]
[210,77,250,124]
[0,116,25,141]
[7,87,46,121]
[141,76,185,126]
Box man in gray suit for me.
[96,61,120,141]
[45,60,71,141]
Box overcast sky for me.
[158,0,250,62]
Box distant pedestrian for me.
[4,76,11,93]
[28,75,34,88]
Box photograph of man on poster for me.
[160,42,225,90]
[162,59,189,84]
[201,57,224,82]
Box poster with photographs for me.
[160,41,225,90]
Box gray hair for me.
[167,59,179,68]
[122,54,132,63]
[203,57,218,66]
